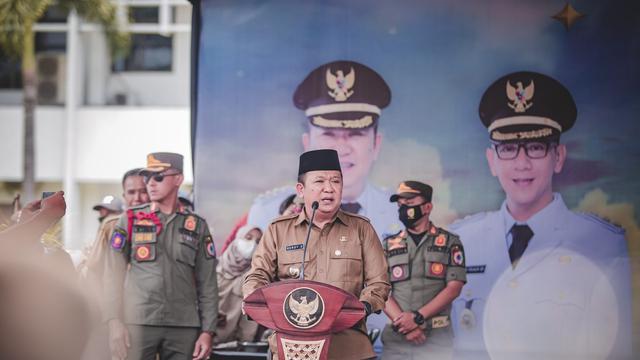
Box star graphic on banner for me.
[552,2,586,31]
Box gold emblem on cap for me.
[506,80,534,113]
[396,182,421,195]
[326,67,355,101]
[146,154,172,170]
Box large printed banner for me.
[194,0,639,358]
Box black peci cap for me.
[298,149,342,176]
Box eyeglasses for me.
[144,172,180,184]
[493,141,556,160]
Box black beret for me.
[293,60,391,129]
[298,149,342,176]
[479,71,577,142]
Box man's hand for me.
[108,319,130,360]
[192,332,213,360]
[393,311,418,334]
[17,199,42,223]
[404,327,427,345]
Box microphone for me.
[299,201,319,280]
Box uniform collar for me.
[501,193,566,236]
[294,208,348,227]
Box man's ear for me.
[486,147,498,177]
[554,144,567,174]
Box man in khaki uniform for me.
[382,181,466,360]
[243,149,390,360]
[82,169,149,360]
[104,153,218,360]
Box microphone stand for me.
[299,201,319,280]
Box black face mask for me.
[398,202,427,228]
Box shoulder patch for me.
[449,212,489,230]
[110,228,128,251]
[576,212,625,235]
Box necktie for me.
[509,224,533,267]
[340,202,362,214]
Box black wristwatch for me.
[413,311,425,325]
[362,301,373,316]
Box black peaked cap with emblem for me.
[298,149,342,176]
[479,71,577,142]
[293,60,391,129]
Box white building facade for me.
[0,0,194,250]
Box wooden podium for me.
[243,280,365,360]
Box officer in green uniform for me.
[382,181,466,360]
[103,152,218,360]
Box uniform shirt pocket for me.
[176,237,197,267]
[328,245,362,282]
[388,253,410,283]
[425,252,448,280]
[277,252,306,280]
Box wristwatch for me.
[362,301,373,316]
[413,311,425,326]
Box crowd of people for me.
[0,61,632,360]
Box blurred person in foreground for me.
[0,191,91,360]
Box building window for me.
[112,34,172,72]
[0,49,22,89]
[130,6,159,24]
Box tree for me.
[0,0,129,200]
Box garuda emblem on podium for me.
[283,287,325,329]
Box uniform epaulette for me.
[577,212,625,235]
[254,186,295,202]
[449,212,488,229]
[269,213,299,224]
[383,229,404,242]
[341,211,371,223]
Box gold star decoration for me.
[552,2,586,31]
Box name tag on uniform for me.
[466,265,486,274]
[286,244,304,252]
[387,247,408,257]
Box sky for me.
[194,0,640,241]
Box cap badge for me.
[506,80,534,113]
[326,67,355,102]
[147,154,172,169]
